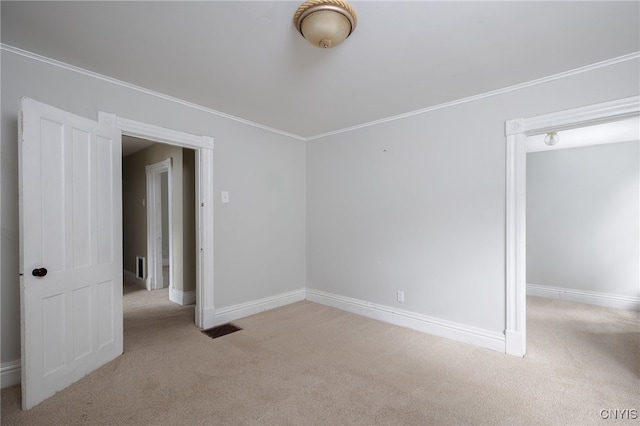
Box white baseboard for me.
[1,360,21,388]
[169,287,196,306]
[527,283,640,311]
[305,289,505,353]
[3,287,514,389]
[201,307,217,330]
[505,330,526,357]
[123,269,146,290]
[212,289,306,327]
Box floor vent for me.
[201,323,242,339]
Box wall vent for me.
[135,256,146,280]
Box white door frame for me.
[146,158,173,292]
[504,95,640,357]
[98,112,215,329]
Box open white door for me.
[18,98,123,410]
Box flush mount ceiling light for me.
[294,0,357,49]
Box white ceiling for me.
[2,1,639,139]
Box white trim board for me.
[1,361,21,389]
[98,112,215,330]
[212,289,306,327]
[3,289,305,387]
[527,284,640,311]
[305,52,640,140]
[145,158,173,292]
[0,44,305,142]
[2,286,518,389]
[170,288,196,306]
[504,95,640,358]
[2,44,638,142]
[306,289,506,353]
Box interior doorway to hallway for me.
[121,136,197,310]
[99,110,214,330]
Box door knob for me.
[32,268,48,277]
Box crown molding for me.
[3,43,638,142]
[98,111,215,150]
[0,44,307,142]
[518,95,640,136]
[306,51,640,141]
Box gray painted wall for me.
[1,47,638,377]
[306,59,639,334]
[1,51,307,368]
[526,141,639,296]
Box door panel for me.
[19,97,123,410]
[72,129,92,268]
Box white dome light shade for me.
[294,1,357,49]
[301,10,351,48]
[544,132,560,146]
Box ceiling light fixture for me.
[544,131,560,146]
[294,0,357,49]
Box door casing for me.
[504,95,640,357]
[98,112,214,328]
[146,158,173,292]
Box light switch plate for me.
[221,191,230,203]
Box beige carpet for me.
[1,283,638,425]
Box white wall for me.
[1,50,307,377]
[306,58,640,340]
[526,141,639,307]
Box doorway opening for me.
[122,139,197,310]
[525,118,639,308]
[99,111,215,329]
[504,95,640,357]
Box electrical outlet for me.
[397,291,404,303]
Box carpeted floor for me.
[1,282,638,425]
